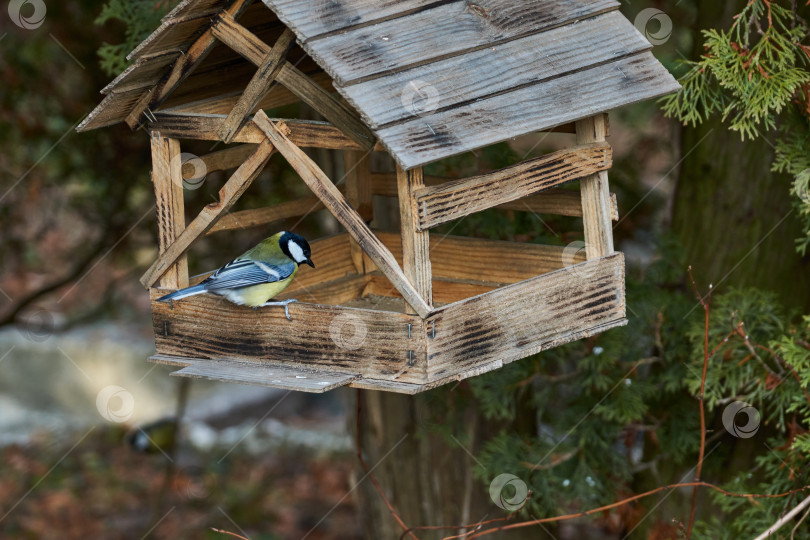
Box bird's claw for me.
[261,299,298,321]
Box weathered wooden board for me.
[369,231,584,284]
[189,144,257,177]
[150,290,427,383]
[364,274,497,305]
[414,142,611,229]
[150,137,189,289]
[165,0,229,21]
[148,112,384,150]
[141,140,275,288]
[206,195,325,234]
[424,252,626,381]
[127,12,218,62]
[342,11,649,128]
[254,113,431,317]
[304,0,619,86]
[576,115,614,258]
[376,52,681,169]
[102,50,182,95]
[397,166,433,308]
[170,357,358,392]
[276,273,370,305]
[78,88,154,132]
[261,0,442,40]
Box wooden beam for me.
[217,28,295,143]
[365,274,497,305]
[150,136,189,289]
[369,172,618,221]
[252,112,431,318]
[344,150,373,273]
[206,195,325,234]
[125,0,254,129]
[184,144,257,178]
[140,139,275,288]
[413,142,612,230]
[211,13,376,150]
[424,252,626,382]
[575,114,614,259]
[149,112,383,150]
[150,289,427,384]
[397,165,433,310]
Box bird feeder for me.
[78,0,680,393]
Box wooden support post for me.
[575,114,614,259]
[253,111,431,318]
[397,165,432,311]
[125,0,254,129]
[217,28,295,143]
[344,150,373,273]
[150,136,189,289]
[140,139,275,288]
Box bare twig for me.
[752,493,810,540]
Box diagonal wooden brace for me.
[252,111,431,318]
[140,139,275,288]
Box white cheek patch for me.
[287,240,306,263]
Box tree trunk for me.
[672,1,810,310]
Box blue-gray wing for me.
[202,258,295,291]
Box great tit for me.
[125,417,178,454]
[157,231,314,320]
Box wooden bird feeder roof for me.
[79,0,679,169]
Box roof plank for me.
[376,52,681,169]
[303,0,620,86]
[342,10,649,128]
[260,0,443,40]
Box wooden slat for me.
[343,11,649,128]
[576,114,614,259]
[365,274,497,305]
[397,166,433,308]
[253,112,432,318]
[369,172,618,220]
[148,112,384,150]
[369,232,584,284]
[376,52,681,170]
[140,140,275,288]
[211,13,376,150]
[261,0,442,40]
[277,273,369,305]
[414,142,612,230]
[150,290,427,383]
[151,136,189,289]
[187,144,257,177]
[206,195,324,233]
[304,0,619,86]
[127,12,220,62]
[218,28,295,143]
[125,0,255,128]
[277,233,356,290]
[424,252,626,381]
[344,150,373,273]
[170,357,358,392]
[102,50,182,94]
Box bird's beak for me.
[305,259,315,268]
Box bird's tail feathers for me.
[156,284,207,303]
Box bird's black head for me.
[279,231,315,267]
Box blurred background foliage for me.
[1,0,810,539]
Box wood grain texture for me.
[218,28,295,143]
[170,357,358,392]
[365,274,497,305]
[414,142,612,229]
[140,140,275,288]
[576,114,614,258]
[344,150,374,273]
[261,0,443,40]
[397,166,433,308]
[211,13,376,149]
[148,112,384,150]
[304,0,620,86]
[369,172,618,220]
[206,194,325,234]
[342,11,649,128]
[253,112,431,317]
[150,136,189,289]
[101,50,182,94]
[368,232,585,284]
[376,52,681,169]
[150,289,427,383]
[189,144,258,177]
[276,273,370,305]
[424,252,627,381]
